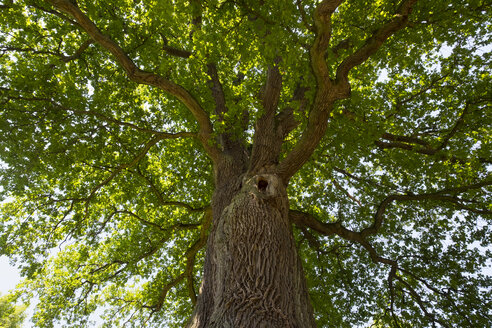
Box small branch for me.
[388,266,402,328]
[183,210,212,305]
[162,44,192,58]
[275,107,299,138]
[363,180,492,237]
[389,73,450,119]
[377,99,483,158]
[331,38,352,58]
[148,209,212,311]
[60,38,93,62]
[296,0,315,32]
[336,0,418,85]
[88,212,210,298]
[145,273,186,313]
[381,132,430,147]
[83,135,168,211]
[113,209,201,233]
[375,139,437,155]
[161,35,192,58]
[132,166,210,214]
[333,166,399,192]
[394,276,451,328]
[436,101,474,151]
[3,74,198,138]
[331,178,362,206]
[0,0,13,9]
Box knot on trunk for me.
[257,178,268,192]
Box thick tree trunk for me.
[187,171,316,327]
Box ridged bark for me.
[187,173,316,327]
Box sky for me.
[0,256,20,295]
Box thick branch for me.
[276,97,333,182]
[207,63,240,153]
[310,0,343,90]
[249,61,284,172]
[336,0,418,85]
[290,210,396,266]
[261,60,283,116]
[290,209,364,247]
[277,1,350,182]
[45,0,219,161]
[207,63,227,119]
[205,63,249,173]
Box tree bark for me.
[187,171,316,327]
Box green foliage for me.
[0,0,491,327]
[0,294,26,328]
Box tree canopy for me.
[0,0,491,327]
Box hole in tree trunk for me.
[258,178,268,192]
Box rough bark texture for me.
[187,171,316,327]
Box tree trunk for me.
[187,171,316,327]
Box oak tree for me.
[0,0,490,327]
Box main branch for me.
[278,0,419,183]
[45,0,220,162]
[277,0,346,182]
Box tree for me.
[0,0,490,326]
[0,294,26,328]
